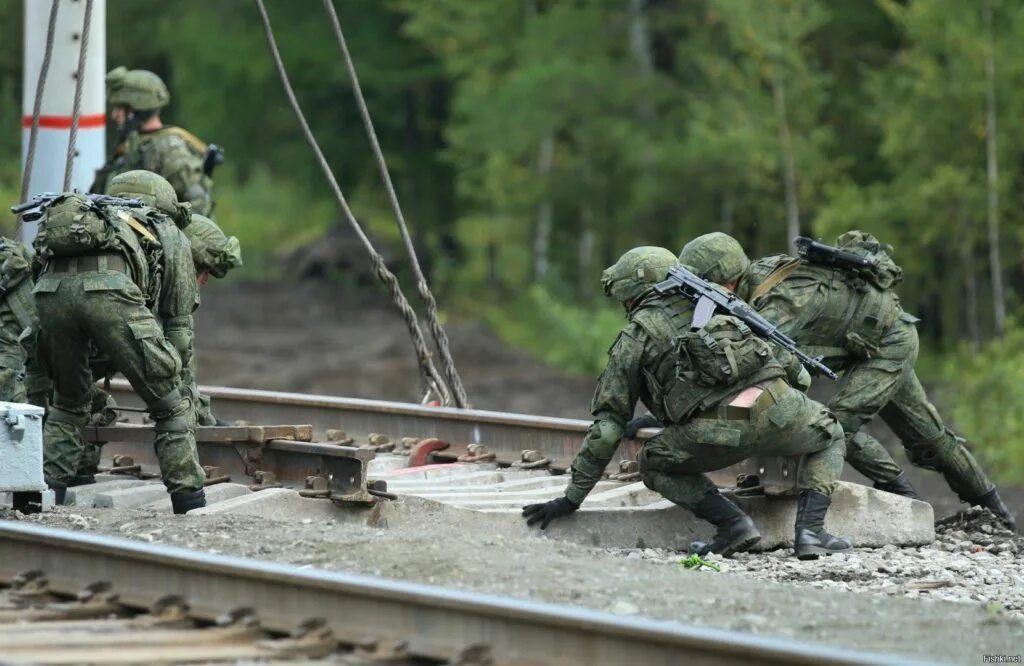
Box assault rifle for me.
[654,264,838,380]
[11,193,147,223]
[794,236,879,272]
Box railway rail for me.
[105,379,799,493]
[0,521,920,665]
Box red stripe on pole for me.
[21,113,106,129]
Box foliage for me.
[482,285,624,376]
[934,321,1024,483]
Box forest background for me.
[0,0,1023,479]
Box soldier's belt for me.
[48,253,128,274]
[695,377,788,421]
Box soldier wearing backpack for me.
[679,232,1014,530]
[31,171,206,514]
[91,66,218,216]
[522,247,852,560]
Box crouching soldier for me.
[31,171,206,514]
[522,247,851,559]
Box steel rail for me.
[0,522,920,666]
[106,379,798,489]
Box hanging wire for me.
[254,0,453,405]
[63,0,95,191]
[321,0,470,409]
[17,0,61,241]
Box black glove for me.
[522,497,579,529]
[624,413,661,439]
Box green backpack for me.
[682,315,774,387]
[35,194,116,258]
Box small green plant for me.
[679,553,721,571]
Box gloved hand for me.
[522,496,579,529]
[794,366,812,393]
[624,413,660,438]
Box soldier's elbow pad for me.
[163,317,194,363]
[584,419,626,460]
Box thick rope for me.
[254,0,452,405]
[17,0,61,239]
[63,0,94,191]
[322,0,470,409]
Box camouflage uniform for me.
[524,247,850,559]
[35,172,205,513]
[679,232,1014,529]
[183,214,242,425]
[0,239,38,403]
[91,67,213,215]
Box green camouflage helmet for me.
[678,232,750,284]
[185,214,242,278]
[106,170,179,216]
[106,66,170,111]
[601,247,678,304]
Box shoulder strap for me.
[750,258,803,303]
[153,126,208,155]
[116,210,157,243]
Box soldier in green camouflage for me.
[35,171,206,514]
[679,232,1015,530]
[91,67,214,215]
[183,214,242,425]
[523,247,852,560]
[0,238,38,403]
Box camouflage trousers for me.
[639,380,844,510]
[829,320,993,500]
[35,268,204,494]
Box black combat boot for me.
[170,488,207,515]
[873,471,921,500]
[963,488,1016,531]
[45,478,67,506]
[794,490,852,560]
[689,491,761,557]
[69,474,96,487]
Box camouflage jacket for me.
[93,126,213,215]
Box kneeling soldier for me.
[522,247,851,559]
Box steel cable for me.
[254,0,452,405]
[17,0,61,240]
[321,0,470,409]
[63,0,94,191]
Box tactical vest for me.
[629,292,785,424]
[98,126,212,198]
[745,254,905,359]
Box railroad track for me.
[0,521,920,666]
[105,379,799,492]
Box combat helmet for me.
[106,170,179,217]
[106,66,170,111]
[185,215,242,278]
[678,232,750,285]
[601,247,678,305]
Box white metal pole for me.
[21,0,106,243]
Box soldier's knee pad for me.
[905,428,958,471]
[154,415,190,433]
[147,387,183,416]
[47,404,88,426]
